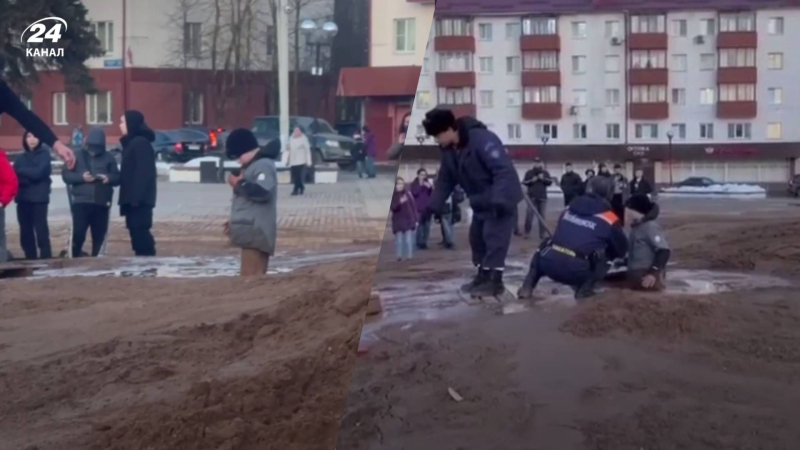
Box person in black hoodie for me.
[63,128,120,257]
[560,162,583,207]
[118,110,157,256]
[13,131,52,259]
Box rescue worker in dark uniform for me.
[421,109,523,297]
[517,176,628,300]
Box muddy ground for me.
[338,198,800,450]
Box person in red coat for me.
[0,149,20,262]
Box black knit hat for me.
[226,128,259,159]
[422,108,456,137]
[626,193,654,215]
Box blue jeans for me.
[0,207,7,263]
[440,211,454,247]
[416,216,431,248]
[395,230,414,260]
[356,160,367,178]
[364,156,376,178]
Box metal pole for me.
[668,136,673,185]
[315,42,322,136]
[277,0,290,143]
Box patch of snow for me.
[156,162,174,176]
[661,183,766,198]
[182,156,287,169]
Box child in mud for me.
[625,193,670,291]
[224,129,280,277]
[390,177,417,261]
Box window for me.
[631,85,667,103]
[523,51,558,70]
[523,17,557,35]
[767,123,783,139]
[631,50,667,69]
[86,91,112,125]
[572,89,588,106]
[422,58,430,74]
[606,89,620,106]
[92,21,114,54]
[719,48,756,68]
[507,90,522,107]
[700,123,714,139]
[184,91,203,124]
[478,23,493,41]
[672,88,686,105]
[416,91,432,109]
[630,15,666,33]
[438,52,473,72]
[480,90,494,108]
[53,92,67,125]
[768,87,783,105]
[720,12,755,32]
[479,57,494,74]
[635,123,659,139]
[699,19,716,36]
[395,19,416,52]
[605,55,620,72]
[572,55,587,73]
[184,22,202,57]
[671,19,687,36]
[700,88,716,105]
[720,84,756,102]
[572,21,587,38]
[436,18,472,37]
[606,123,621,139]
[506,56,521,74]
[524,86,559,103]
[535,124,558,139]
[573,123,588,139]
[605,20,621,38]
[672,54,687,71]
[728,123,752,139]
[508,124,522,140]
[438,87,474,105]
[506,22,522,39]
[768,17,784,35]
[700,53,716,70]
[768,53,784,70]
[671,123,687,139]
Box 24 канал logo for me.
[21,17,68,57]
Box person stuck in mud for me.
[421,108,523,298]
[517,176,628,300]
[390,177,417,261]
[224,129,279,277]
[625,193,670,291]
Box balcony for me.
[629,68,668,85]
[718,67,757,84]
[435,72,476,88]
[520,34,560,51]
[718,32,757,49]
[521,71,561,87]
[630,102,669,120]
[434,36,476,52]
[522,103,562,120]
[717,101,757,119]
[628,33,668,50]
[440,104,477,118]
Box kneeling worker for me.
[517,177,628,300]
[625,194,670,291]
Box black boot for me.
[574,280,597,300]
[471,269,505,298]
[460,267,489,294]
[517,254,542,299]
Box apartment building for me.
[410,0,800,185]
[338,0,434,160]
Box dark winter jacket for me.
[118,110,157,214]
[522,166,552,200]
[429,117,523,218]
[390,189,417,234]
[550,193,628,260]
[410,178,433,213]
[350,141,366,161]
[63,129,120,207]
[0,80,58,147]
[560,171,583,198]
[630,177,654,196]
[13,137,51,204]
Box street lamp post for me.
[666,130,674,186]
[301,20,338,141]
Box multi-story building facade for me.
[409,0,800,185]
[338,0,434,160]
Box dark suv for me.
[250,116,354,167]
[788,174,800,197]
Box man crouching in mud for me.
[517,177,628,300]
[420,108,523,298]
[625,193,671,291]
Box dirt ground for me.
[337,199,800,450]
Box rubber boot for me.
[517,253,542,299]
[471,269,505,298]
[460,267,489,294]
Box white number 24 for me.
[27,23,63,43]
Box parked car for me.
[675,177,718,188]
[183,125,226,152]
[251,116,354,167]
[152,129,211,162]
[788,174,800,197]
